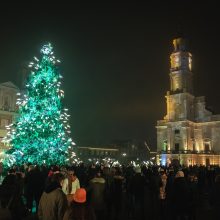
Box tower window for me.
[175,129,180,134]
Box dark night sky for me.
[0,2,220,150]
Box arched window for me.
[203,139,211,152]
[175,143,180,152]
[175,129,180,134]
[3,96,10,111]
[163,140,168,151]
[191,138,196,152]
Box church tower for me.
[156,37,220,166]
[165,37,194,122]
[170,37,192,93]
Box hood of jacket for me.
[45,181,61,193]
[90,177,105,184]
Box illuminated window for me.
[163,140,168,151]
[174,56,180,68]
[171,55,180,69]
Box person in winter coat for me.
[63,188,96,220]
[62,169,80,198]
[187,173,199,220]
[129,166,146,220]
[1,169,18,186]
[38,173,68,220]
[159,169,167,218]
[149,166,161,219]
[102,166,114,220]
[210,174,220,219]
[0,169,27,220]
[165,167,175,198]
[88,169,106,220]
[170,171,189,220]
[25,165,44,213]
[112,168,124,220]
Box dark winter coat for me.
[25,168,44,195]
[38,182,68,220]
[103,173,114,204]
[88,177,106,211]
[188,179,199,210]
[2,174,18,188]
[0,175,27,220]
[149,173,161,196]
[129,173,146,200]
[170,177,189,214]
[210,182,220,219]
[112,175,124,210]
[63,202,96,220]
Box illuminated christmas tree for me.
[3,43,75,165]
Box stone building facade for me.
[0,82,19,158]
[156,37,220,166]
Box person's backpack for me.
[0,196,13,220]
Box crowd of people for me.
[0,162,220,220]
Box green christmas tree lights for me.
[3,43,75,166]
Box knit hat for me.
[175,171,184,178]
[73,188,86,203]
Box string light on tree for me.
[3,43,75,166]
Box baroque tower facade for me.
[157,37,220,166]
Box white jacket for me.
[62,177,80,195]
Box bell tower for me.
[170,37,193,94]
[165,37,194,121]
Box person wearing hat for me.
[38,173,67,220]
[175,170,184,178]
[168,170,189,219]
[209,174,220,219]
[129,166,146,219]
[159,168,167,219]
[63,188,96,220]
[88,169,106,220]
